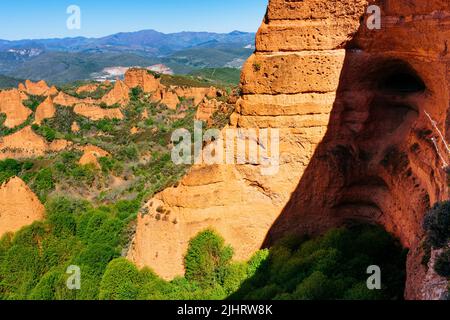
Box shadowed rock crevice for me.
[263,1,449,299]
[375,60,426,94]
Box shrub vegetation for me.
[0,210,407,301]
[423,201,450,290]
[229,225,407,300]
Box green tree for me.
[184,229,233,287]
[99,258,141,300]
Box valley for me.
[0,30,255,84]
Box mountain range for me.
[0,30,256,84]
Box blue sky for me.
[0,0,268,40]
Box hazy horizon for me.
[0,28,256,42]
[0,0,267,41]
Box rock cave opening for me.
[361,67,426,227]
[331,58,428,238]
[264,54,436,299]
[331,58,437,298]
[376,61,426,94]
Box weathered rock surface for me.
[128,164,281,279]
[149,86,164,103]
[174,87,217,106]
[128,0,449,300]
[53,91,84,106]
[241,51,346,94]
[123,68,219,112]
[53,91,117,122]
[0,89,31,128]
[73,103,124,121]
[125,68,162,93]
[0,177,45,237]
[71,121,80,133]
[19,80,52,96]
[34,96,56,125]
[160,89,179,110]
[47,86,58,97]
[420,247,450,300]
[78,145,110,169]
[196,98,225,125]
[76,83,99,94]
[101,80,130,106]
[141,109,149,120]
[130,127,140,135]
[0,126,70,159]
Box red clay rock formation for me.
[19,80,51,96]
[255,0,450,299]
[149,86,164,103]
[174,87,217,106]
[71,121,80,133]
[160,89,180,110]
[101,80,130,106]
[129,3,368,278]
[0,126,70,160]
[124,68,219,109]
[129,0,360,282]
[0,177,45,237]
[130,127,140,135]
[0,89,32,128]
[73,103,124,121]
[34,96,56,125]
[196,98,224,125]
[129,0,450,299]
[127,165,277,279]
[18,80,58,97]
[47,86,59,97]
[76,83,99,95]
[124,68,162,93]
[53,91,83,106]
[78,145,110,169]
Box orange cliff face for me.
[0,89,31,128]
[128,0,367,281]
[0,126,71,160]
[18,79,55,96]
[174,87,218,106]
[124,68,162,93]
[0,177,45,237]
[53,91,84,106]
[260,0,450,300]
[128,0,450,300]
[160,89,180,110]
[73,103,124,121]
[101,80,130,106]
[76,83,100,95]
[195,98,226,125]
[34,96,56,125]
[124,68,219,109]
[78,145,110,169]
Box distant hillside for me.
[0,74,23,89]
[0,29,255,84]
[9,52,159,84]
[156,67,241,88]
[0,30,255,55]
[163,45,251,72]
[188,68,241,86]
